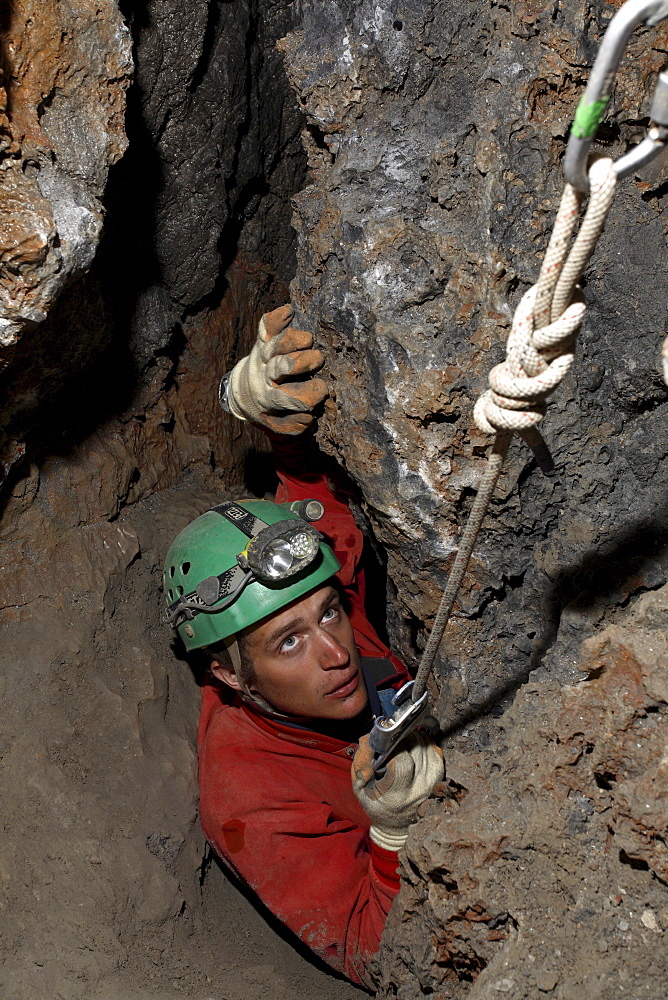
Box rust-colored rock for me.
[0,0,132,348]
[375,586,668,998]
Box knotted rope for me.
[413,158,618,701]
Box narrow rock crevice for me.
[2,2,668,999]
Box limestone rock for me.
[374,586,668,998]
[0,0,132,347]
[280,0,668,722]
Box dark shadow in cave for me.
[0,0,309,513]
[532,502,668,664]
[243,446,279,498]
[0,0,164,493]
[438,501,668,737]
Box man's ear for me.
[210,658,242,692]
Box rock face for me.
[0,0,306,477]
[0,0,132,347]
[278,5,668,994]
[280,0,668,726]
[374,585,668,999]
[0,2,321,997]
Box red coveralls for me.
[198,444,410,986]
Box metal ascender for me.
[368,680,435,773]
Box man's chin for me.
[319,679,368,720]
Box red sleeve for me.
[200,741,400,987]
[270,434,407,676]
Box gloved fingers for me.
[265,354,296,381]
[270,327,314,355]
[259,304,294,342]
[259,411,315,435]
[353,746,412,802]
[266,349,324,383]
[377,745,417,796]
[258,326,314,364]
[369,756,402,799]
[352,733,377,788]
[372,735,444,798]
[278,378,328,410]
[404,732,444,778]
[261,384,313,412]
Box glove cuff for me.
[369,825,410,852]
[225,359,252,423]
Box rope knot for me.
[473,286,585,437]
[473,157,616,450]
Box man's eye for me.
[281,634,298,652]
[322,606,338,623]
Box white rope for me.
[474,158,616,441]
[413,158,618,700]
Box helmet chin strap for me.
[223,633,302,721]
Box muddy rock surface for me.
[0,1,342,996]
[0,477,361,1000]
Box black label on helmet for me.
[211,502,268,539]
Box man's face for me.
[214,584,367,720]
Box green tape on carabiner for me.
[571,95,610,140]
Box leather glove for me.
[222,304,328,435]
[352,732,444,852]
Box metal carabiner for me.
[564,0,668,193]
[368,680,437,773]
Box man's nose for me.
[315,628,350,668]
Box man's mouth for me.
[325,669,360,699]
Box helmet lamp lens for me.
[289,531,318,560]
[263,539,294,578]
[246,520,322,582]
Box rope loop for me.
[473,158,617,443]
[413,158,619,700]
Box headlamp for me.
[164,506,326,629]
[240,519,322,582]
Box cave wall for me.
[0,2,319,997]
[1,1,667,999]
[374,586,668,998]
[277,3,668,997]
[279,0,668,726]
[0,0,132,353]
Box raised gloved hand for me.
[352,732,444,852]
[221,304,328,435]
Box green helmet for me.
[163,498,340,651]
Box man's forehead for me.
[245,582,338,646]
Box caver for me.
[164,304,444,988]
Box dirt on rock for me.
[0,475,363,1000]
[375,586,668,999]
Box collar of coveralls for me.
[235,655,406,754]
